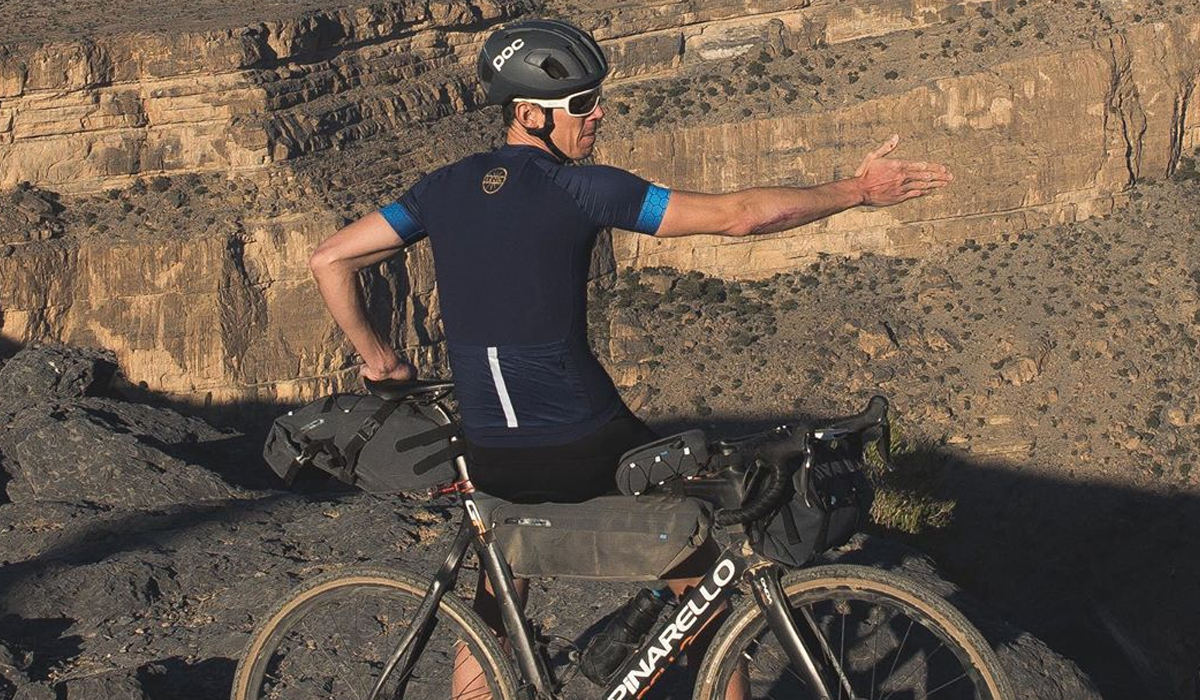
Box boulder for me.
[0,345,116,415]
[57,670,148,700]
[1,398,247,508]
[0,642,27,700]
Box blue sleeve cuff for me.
[634,185,671,235]
[380,202,424,243]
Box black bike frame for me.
[370,450,835,700]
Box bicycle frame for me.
[368,401,838,700]
[371,509,835,698]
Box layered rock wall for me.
[0,207,443,406]
[0,0,1043,194]
[0,0,517,192]
[601,42,1154,276]
[0,0,1198,406]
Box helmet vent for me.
[540,56,570,80]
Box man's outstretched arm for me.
[655,135,952,238]
[308,213,416,382]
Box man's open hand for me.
[854,135,953,207]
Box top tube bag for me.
[263,394,461,492]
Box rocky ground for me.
[3,161,1199,700]
[0,346,1100,700]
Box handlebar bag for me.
[263,393,460,493]
[615,430,710,495]
[490,495,713,581]
[749,438,874,568]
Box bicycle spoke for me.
[925,670,969,697]
[870,612,879,700]
[882,618,914,691]
[800,605,856,698]
[839,609,846,700]
[879,641,948,700]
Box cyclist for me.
[308,18,951,698]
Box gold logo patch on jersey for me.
[482,168,508,194]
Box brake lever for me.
[797,442,814,508]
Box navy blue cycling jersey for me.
[379,144,670,447]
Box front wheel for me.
[231,567,521,700]
[693,564,1013,700]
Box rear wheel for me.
[693,564,1012,700]
[231,567,521,700]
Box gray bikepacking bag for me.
[489,495,713,581]
[263,393,460,493]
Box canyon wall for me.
[0,0,1198,407]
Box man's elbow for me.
[308,241,346,278]
[723,197,758,238]
[307,248,330,277]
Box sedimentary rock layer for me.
[0,0,1197,406]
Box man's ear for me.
[514,102,545,130]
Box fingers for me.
[901,173,953,191]
[903,161,952,177]
[856,134,901,178]
[870,134,900,160]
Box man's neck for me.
[505,129,554,155]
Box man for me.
[309,18,951,697]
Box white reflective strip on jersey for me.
[487,346,519,428]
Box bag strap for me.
[779,503,803,545]
[413,442,465,474]
[296,436,356,484]
[394,422,459,452]
[709,450,745,470]
[339,401,404,475]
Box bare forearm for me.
[311,263,398,371]
[740,179,865,236]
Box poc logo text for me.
[492,38,525,71]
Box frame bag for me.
[263,394,460,493]
[490,495,713,580]
[749,436,874,568]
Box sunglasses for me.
[514,87,602,118]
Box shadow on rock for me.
[0,345,277,507]
[0,616,81,682]
[138,656,235,700]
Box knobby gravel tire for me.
[231,567,521,700]
[693,564,1014,700]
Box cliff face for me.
[0,0,1198,408]
[0,0,516,192]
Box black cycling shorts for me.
[465,407,658,504]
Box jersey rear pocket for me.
[449,340,591,431]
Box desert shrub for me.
[859,419,956,534]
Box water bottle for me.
[579,587,671,685]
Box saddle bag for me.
[748,436,873,568]
[263,394,461,493]
[489,495,713,581]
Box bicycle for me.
[232,379,1014,700]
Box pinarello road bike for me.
[231,380,1013,700]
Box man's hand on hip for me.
[854,135,953,207]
